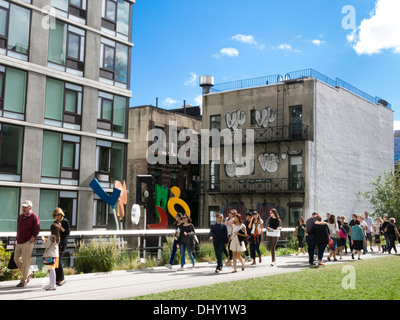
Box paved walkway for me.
[0,251,390,300]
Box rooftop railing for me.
[210,68,392,110]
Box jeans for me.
[250,234,262,259]
[180,243,195,267]
[169,239,178,265]
[306,236,316,264]
[213,242,225,270]
[317,243,328,261]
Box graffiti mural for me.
[258,153,280,173]
[225,110,246,130]
[255,107,277,129]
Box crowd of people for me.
[300,211,399,266]
[165,209,400,272]
[165,208,284,273]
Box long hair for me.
[50,223,60,244]
[329,214,336,224]
[270,208,281,225]
[235,213,242,224]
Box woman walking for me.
[248,211,263,265]
[266,209,282,266]
[295,217,306,256]
[165,212,183,269]
[385,218,400,254]
[53,208,70,286]
[176,214,196,271]
[229,213,247,273]
[351,220,366,260]
[309,214,330,266]
[327,215,339,262]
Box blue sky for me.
[130,0,400,122]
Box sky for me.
[130,0,400,124]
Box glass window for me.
[0,123,23,175]
[106,0,116,21]
[48,20,67,66]
[4,67,27,114]
[115,43,128,84]
[104,46,115,70]
[45,78,64,121]
[100,147,110,172]
[45,78,82,126]
[65,90,77,113]
[39,189,59,230]
[110,142,125,182]
[289,207,303,227]
[102,0,131,39]
[48,20,85,73]
[94,199,109,227]
[51,0,68,12]
[113,95,126,133]
[67,33,80,60]
[0,187,20,232]
[290,155,303,190]
[0,72,4,108]
[62,142,74,169]
[0,8,7,37]
[116,0,129,36]
[102,99,112,121]
[42,131,62,178]
[0,3,31,60]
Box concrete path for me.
[0,251,390,300]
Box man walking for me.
[14,200,40,287]
[209,213,229,273]
[305,212,318,266]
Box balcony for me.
[201,178,305,195]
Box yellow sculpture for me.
[167,186,191,218]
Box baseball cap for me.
[22,200,33,208]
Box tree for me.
[363,169,400,222]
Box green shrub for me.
[73,237,120,273]
[0,245,21,281]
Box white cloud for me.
[213,47,239,58]
[163,97,178,107]
[276,43,301,53]
[184,72,197,87]
[349,0,400,55]
[311,39,325,46]
[232,34,265,49]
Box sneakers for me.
[177,267,184,271]
[164,263,172,269]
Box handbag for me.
[237,226,247,244]
[42,257,55,265]
[8,251,18,270]
[328,238,334,248]
[266,229,281,237]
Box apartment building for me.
[0,0,134,232]
[199,69,394,228]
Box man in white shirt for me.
[364,211,374,252]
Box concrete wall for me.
[306,80,394,219]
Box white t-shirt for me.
[364,217,373,233]
[360,221,368,235]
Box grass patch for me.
[127,256,400,300]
